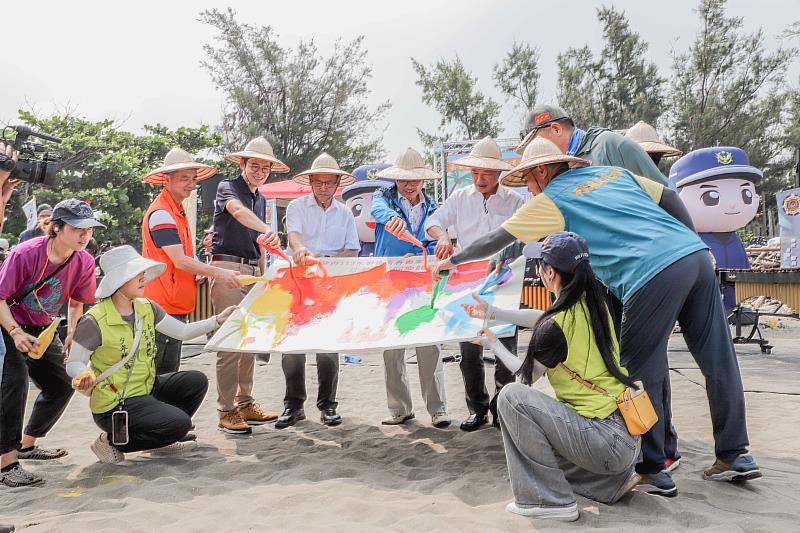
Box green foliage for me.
[199,8,389,174]
[411,55,501,143]
[493,40,541,116]
[556,6,665,129]
[3,111,221,248]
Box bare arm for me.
[162,244,241,288]
[0,300,39,353]
[63,299,84,353]
[226,198,271,234]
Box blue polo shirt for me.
[212,174,266,260]
[502,166,707,303]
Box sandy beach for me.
[1,326,799,532]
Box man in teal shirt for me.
[433,138,760,497]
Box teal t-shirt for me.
[503,165,706,303]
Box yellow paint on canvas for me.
[245,288,292,345]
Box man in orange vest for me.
[141,148,242,375]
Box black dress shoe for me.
[320,408,342,426]
[275,408,306,429]
[460,413,489,432]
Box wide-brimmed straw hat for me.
[142,148,217,185]
[142,147,217,185]
[625,121,683,157]
[452,137,514,171]
[224,136,290,173]
[378,148,441,181]
[291,153,356,187]
[501,138,590,187]
[96,245,166,299]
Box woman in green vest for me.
[66,245,235,464]
[464,231,641,522]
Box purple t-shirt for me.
[0,236,96,326]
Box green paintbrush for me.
[430,270,450,308]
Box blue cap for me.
[50,199,106,229]
[341,163,393,201]
[523,231,589,274]
[669,147,762,188]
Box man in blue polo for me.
[432,138,761,497]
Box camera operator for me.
[0,142,21,235]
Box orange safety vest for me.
[141,189,196,314]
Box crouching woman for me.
[67,246,235,463]
[467,232,642,521]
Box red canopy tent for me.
[258,180,345,199]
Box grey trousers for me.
[383,345,446,417]
[497,383,640,508]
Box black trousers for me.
[154,313,188,375]
[620,251,749,474]
[459,331,517,417]
[0,328,74,454]
[608,290,680,462]
[93,370,207,453]
[281,353,339,411]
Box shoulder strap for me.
[558,362,617,400]
[10,251,76,306]
[93,311,144,385]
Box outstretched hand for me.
[461,292,489,319]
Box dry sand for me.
[1,329,799,532]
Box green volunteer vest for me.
[87,297,157,414]
[545,299,628,419]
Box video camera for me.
[0,125,62,187]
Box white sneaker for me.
[90,433,125,464]
[505,501,579,521]
[431,412,451,428]
[381,413,415,425]
[146,440,198,456]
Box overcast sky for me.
[1,0,796,164]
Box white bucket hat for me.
[224,136,290,173]
[625,121,682,157]
[142,148,217,185]
[501,138,590,187]
[95,245,166,299]
[378,147,441,181]
[452,137,514,171]
[291,152,356,186]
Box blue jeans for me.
[497,383,640,507]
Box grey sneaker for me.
[16,446,67,460]
[505,501,579,521]
[431,412,451,428]
[146,440,198,456]
[636,469,677,497]
[703,454,762,482]
[381,413,415,425]
[90,433,125,464]
[0,463,44,487]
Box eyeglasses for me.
[519,121,557,141]
[247,164,272,174]
[310,180,339,189]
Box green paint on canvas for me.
[395,305,438,334]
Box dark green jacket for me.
[576,127,672,188]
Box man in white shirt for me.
[279,153,359,428]
[425,137,524,431]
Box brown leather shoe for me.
[238,403,278,425]
[218,410,252,434]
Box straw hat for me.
[501,138,590,187]
[451,137,514,171]
[291,153,356,186]
[224,136,290,173]
[96,245,166,299]
[142,148,217,185]
[377,148,441,181]
[625,121,682,157]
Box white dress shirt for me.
[425,184,524,249]
[398,195,426,233]
[286,194,360,256]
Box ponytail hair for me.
[518,260,637,388]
